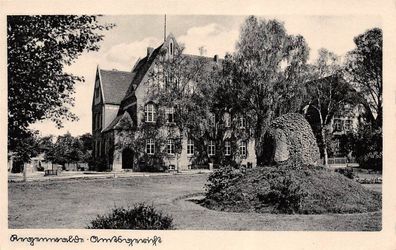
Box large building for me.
[92,34,257,171]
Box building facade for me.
[92,34,257,171]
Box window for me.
[239,141,247,157]
[169,41,174,56]
[239,116,246,129]
[333,119,342,132]
[208,140,215,156]
[165,107,175,123]
[225,141,231,156]
[145,103,155,122]
[344,119,353,132]
[187,139,194,155]
[224,113,231,128]
[146,139,155,155]
[167,139,175,155]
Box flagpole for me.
[164,14,166,42]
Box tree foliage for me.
[8,15,114,152]
[304,49,358,165]
[118,43,219,170]
[214,16,310,165]
[345,28,382,128]
[46,132,93,165]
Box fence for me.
[327,157,358,166]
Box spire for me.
[164,14,167,42]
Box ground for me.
[8,173,381,231]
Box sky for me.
[29,15,382,137]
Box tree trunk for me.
[254,115,264,166]
[321,127,329,166]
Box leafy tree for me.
[344,28,382,170]
[8,15,114,155]
[10,130,40,172]
[352,124,382,171]
[304,49,358,165]
[45,132,92,165]
[214,16,310,165]
[118,44,217,170]
[345,28,382,128]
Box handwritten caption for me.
[10,234,162,247]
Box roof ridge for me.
[100,68,134,74]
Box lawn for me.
[8,173,381,231]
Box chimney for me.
[214,54,219,63]
[147,47,154,57]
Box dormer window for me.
[145,103,156,123]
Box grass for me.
[8,173,381,231]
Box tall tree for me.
[304,49,359,165]
[118,44,217,170]
[345,27,382,128]
[215,16,310,165]
[344,28,382,171]
[8,15,114,153]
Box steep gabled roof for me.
[122,43,165,100]
[99,69,135,105]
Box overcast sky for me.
[29,15,381,137]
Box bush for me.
[353,125,382,171]
[205,165,244,202]
[87,203,174,229]
[259,174,308,214]
[335,167,355,179]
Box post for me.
[164,14,166,42]
[23,163,27,182]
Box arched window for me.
[145,103,156,122]
[169,41,174,56]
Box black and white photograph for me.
[2,1,396,249]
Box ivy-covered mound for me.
[262,113,320,166]
[203,164,381,214]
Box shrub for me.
[353,125,382,171]
[259,174,308,214]
[335,167,355,179]
[87,203,174,230]
[205,165,244,202]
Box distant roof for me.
[99,69,135,105]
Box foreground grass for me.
[8,173,381,230]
